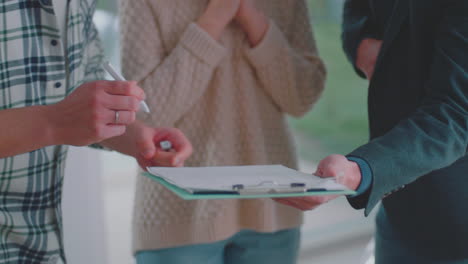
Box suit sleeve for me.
[341,0,377,78]
[348,1,468,215]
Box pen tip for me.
[141,102,151,113]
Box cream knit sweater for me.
[120,0,326,252]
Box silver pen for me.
[102,61,150,113]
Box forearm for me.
[197,11,230,41]
[351,102,467,209]
[100,120,142,158]
[0,106,56,158]
[121,0,227,127]
[236,7,269,47]
[240,1,326,116]
[134,23,226,126]
[245,22,326,117]
[196,0,238,41]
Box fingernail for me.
[142,149,154,158]
[336,171,345,183]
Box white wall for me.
[62,10,133,264]
[62,147,108,264]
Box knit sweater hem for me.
[132,218,302,254]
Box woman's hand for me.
[197,0,241,40]
[235,0,269,47]
[48,81,145,146]
[356,38,383,80]
[101,121,193,170]
[134,126,193,170]
[274,155,362,211]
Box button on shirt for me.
[52,0,68,90]
[0,0,104,263]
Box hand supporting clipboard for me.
[144,165,356,200]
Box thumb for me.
[136,129,156,159]
[314,159,330,178]
[314,155,344,179]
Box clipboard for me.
[143,165,356,200]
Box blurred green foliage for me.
[291,1,370,161]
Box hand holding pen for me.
[47,79,145,147]
[103,61,151,113]
[102,62,187,168]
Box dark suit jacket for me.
[342,0,468,259]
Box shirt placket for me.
[41,0,68,101]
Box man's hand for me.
[275,155,362,211]
[235,0,269,47]
[47,80,145,146]
[101,121,193,170]
[356,38,383,80]
[197,0,241,40]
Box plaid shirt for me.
[0,0,104,263]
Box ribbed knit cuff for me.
[179,23,227,67]
[244,20,286,68]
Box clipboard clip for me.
[231,181,307,195]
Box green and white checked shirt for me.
[0,0,104,263]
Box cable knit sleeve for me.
[119,0,227,126]
[244,0,326,117]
